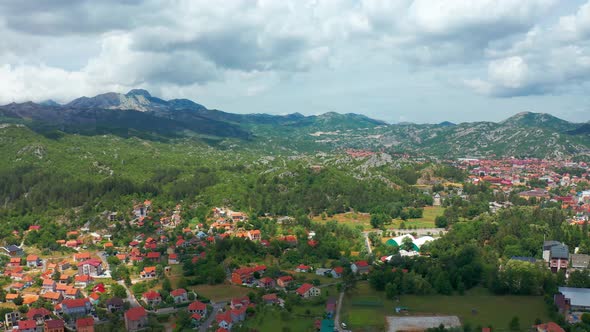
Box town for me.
[0,157,589,332]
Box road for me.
[199,302,226,332]
[117,280,141,308]
[363,232,373,255]
[333,291,346,332]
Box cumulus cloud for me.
[466,0,590,97]
[0,0,589,109]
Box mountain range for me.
[1,90,588,160]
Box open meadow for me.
[340,282,551,332]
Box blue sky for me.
[1,0,589,123]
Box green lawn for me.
[391,206,444,229]
[312,212,372,230]
[312,208,445,231]
[189,284,251,302]
[341,282,551,332]
[244,306,320,332]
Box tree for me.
[435,216,448,228]
[162,278,172,292]
[509,316,520,331]
[13,295,24,306]
[111,284,127,299]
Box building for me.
[533,322,565,332]
[170,288,188,304]
[549,244,569,273]
[188,301,207,317]
[351,261,370,274]
[45,319,66,332]
[140,266,157,279]
[106,297,124,313]
[2,245,24,257]
[4,311,20,329]
[27,308,51,325]
[125,307,148,332]
[17,320,37,332]
[277,275,294,288]
[257,277,276,289]
[61,298,92,318]
[570,254,590,270]
[142,291,162,307]
[26,255,41,268]
[296,283,321,298]
[76,317,95,332]
[556,287,590,312]
[77,259,103,277]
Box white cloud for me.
[0,0,589,119]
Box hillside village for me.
[0,157,589,332]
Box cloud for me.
[466,1,590,98]
[0,0,589,115]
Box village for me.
[0,158,589,332]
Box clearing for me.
[340,282,550,331]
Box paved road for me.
[117,280,141,308]
[333,291,346,332]
[199,302,226,332]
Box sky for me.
[1,0,590,124]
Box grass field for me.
[390,206,444,229]
[312,212,372,230]
[341,282,551,332]
[312,207,445,231]
[189,284,252,302]
[244,305,322,332]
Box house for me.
[331,267,344,278]
[570,254,590,270]
[9,257,21,267]
[556,287,590,312]
[45,319,66,332]
[78,259,103,277]
[295,264,311,273]
[125,306,148,332]
[231,306,247,323]
[325,297,337,318]
[188,300,207,317]
[277,275,294,288]
[42,279,57,292]
[61,298,92,318]
[231,296,250,309]
[549,244,569,273]
[257,277,276,289]
[533,322,565,332]
[74,252,91,262]
[41,291,63,304]
[142,291,162,307]
[296,283,321,298]
[74,275,94,287]
[248,230,261,241]
[27,308,51,325]
[140,266,157,279]
[168,253,179,265]
[351,261,370,274]
[433,193,442,206]
[262,293,280,305]
[76,317,95,332]
[170,288,188,303]
[230,265,266,285]
[26,255,41,268]
[146,251,161,262]
[2,245,24,257]
[106,297,124,313]
[216,311,233,330]
[17,320,37,332]
[4,311,20,328]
